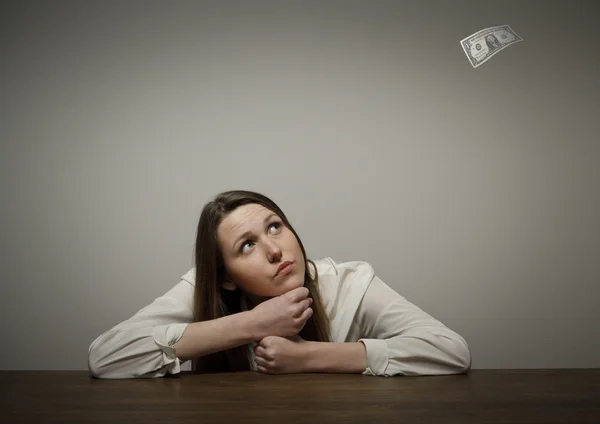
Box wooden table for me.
[2,370,599,423]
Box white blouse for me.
[88,257,471,379]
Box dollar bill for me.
[460,25,523,68]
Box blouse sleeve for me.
[355,274,472,377]
[87,278,194,379]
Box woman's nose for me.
[265,240,282,259]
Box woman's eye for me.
[240,222,282,253]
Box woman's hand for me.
[253,335,310,375]
[249,287,313,339]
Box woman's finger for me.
[254,356,268,367]
[254,346,271,360]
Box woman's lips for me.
[276,262,294,276]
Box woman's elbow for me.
[87,337,174,379]
[429,330,472,374]
[447,334,472,373]
[88,360,102,379]
[87,352,137,379]
[458,340,472,372]
[87,336,127,379]
[88,339,109,378]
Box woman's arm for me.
[88,275,260,379]
[353,274,472,376]
[87,279,195,379]
[303,341,367,374]
[172,310,258,361]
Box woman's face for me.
[217,203,306,307]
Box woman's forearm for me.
[173,310,260,361]
[304,341,367,374]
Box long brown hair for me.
[191,190,331,373]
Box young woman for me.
[88,190,471,379]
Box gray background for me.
[1,0,599,371]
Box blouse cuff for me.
[152,323,190,374]
[359,338,390,377]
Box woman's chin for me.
[286,275,305,287]
[249,277,306,301]
[267,278,302,296]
